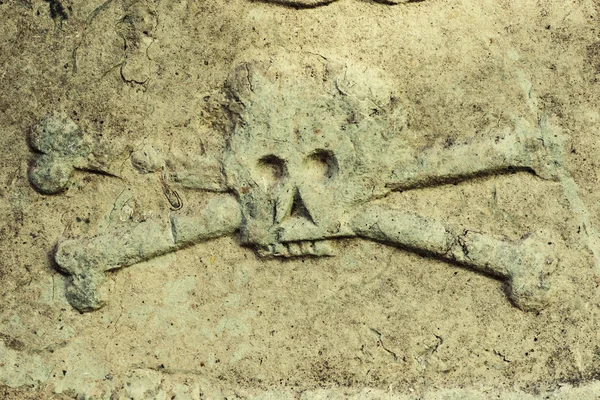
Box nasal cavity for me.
[289,188,315,224]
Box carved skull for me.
[222,53,407,257]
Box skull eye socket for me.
[256,155,286,185]
[305,150,338,180]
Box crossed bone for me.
[52,133,558,312]
[31,54,560,313]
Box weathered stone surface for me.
[2,0,600,398]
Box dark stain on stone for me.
[44,0,68,23]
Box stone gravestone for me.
[1,0,600,398]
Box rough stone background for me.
[2,0,600,398]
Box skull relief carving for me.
[222,57,407,257]
[31,51,562,313]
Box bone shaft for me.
[352,206,455,257]
[447,230,518,278]
[387,129,536,190]
[170,195,242,244]
[55,221,178,274]
[55,195,241,274]
[352,206,518,278]
[165,155,228,192]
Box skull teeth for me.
[258,241,334,258]
[287,242,302,256]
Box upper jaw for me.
[275,218,354,242]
